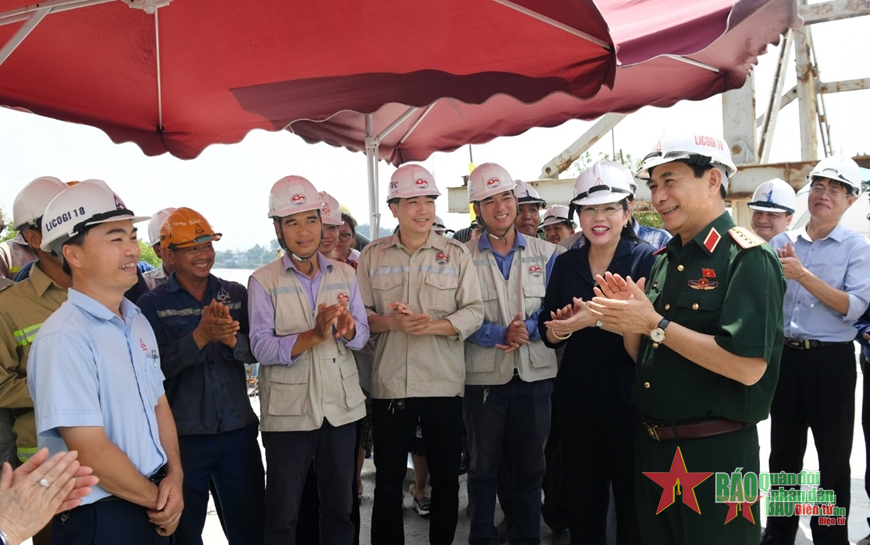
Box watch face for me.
[650,328,666,343]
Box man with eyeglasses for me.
[138,207,265,545]
[761,155,870,545]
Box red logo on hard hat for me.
[415,178,429,189]
[654,141,662,152]
[291,193,307,205]
[594,177,605,186]
[529,265,542,278]
[486,178,501,188]
[435,252,450,265]
[694,135,725,151]
[322,203,331,215]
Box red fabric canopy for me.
[0,0,616,159]
[287,0,801,166]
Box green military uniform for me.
[0,263,67,462]
[635,212,786,545]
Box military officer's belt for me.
[784,338,853,350]
[642,418,753,441]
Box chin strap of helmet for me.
[273,217,320,274]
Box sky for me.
[0,14,867,251]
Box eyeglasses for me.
[338,232,354,241]
[810,184,849,199]
[579,206,622,217]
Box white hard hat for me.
[40,179,149,253]
[513,180,547,208]
[572,161,634,206]
[636,128,737,184]
[540,205,574,228]
[147,207,178,247]
[387,164,440,203]
[319,192,343,226]
[468,163,516,203]
[808,155,862,195]
[748,179,796,214]
[12,176,68,230]
[268,176,323,218]
[432,215,454,234]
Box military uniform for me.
[0,263,66,464]
[635,212,785,544]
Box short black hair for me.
[59,228,90,276]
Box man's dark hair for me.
[59,229,89,276]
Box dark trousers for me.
[559,406,639,545]
[263,421,357,545]
[465,377,553,545]
[295,422,363,545]
[175,423,265,545]
[766,343,856,545]
[52,499,170,545]
[541,404,569,533]
[371,396,463,545]
[862,353,870,506]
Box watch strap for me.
[657,318,670,331]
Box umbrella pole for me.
[366,114,380,239]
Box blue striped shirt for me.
[770,224,870,342]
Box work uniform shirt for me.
[28,289,167,505]
[465,231,561,385]
[637,212,786,424]
[249,253,369,431]
[137,273,259,436]
[771,224,870,342]
[0,264,66,460]
[0,234,37,280]
[357,231,483,399]
[143,264,170,290]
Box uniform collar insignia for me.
[702,227,721,254]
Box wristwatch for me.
[0,528,9,545]
[649,318,670,343]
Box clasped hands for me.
[193,299,240,349]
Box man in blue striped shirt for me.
[763,156,870,545]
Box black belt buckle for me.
[643,422,660,441]
[785,338,811,350]
[149,465,167,485]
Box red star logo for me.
[643,447,713,515]
[723,494,761,525]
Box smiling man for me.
[588,129,785,545]
[28,179,184,544]
[249,177,368,545]
[137,207,265,545]
[464,163,562,545]
[357,164,482,545]
[748,178,796,242]
[513,180,547,238]
[762,156,870,545]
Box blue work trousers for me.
[175,423,265,545]
[465,377,553,545]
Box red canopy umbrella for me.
[0,0,615,160]
[285,0,801,167]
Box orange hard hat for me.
[160,207,222,250]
